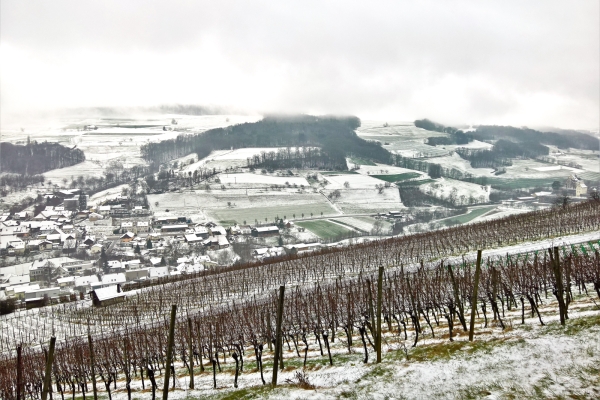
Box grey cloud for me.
[1,0,598,129]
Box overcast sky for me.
[1,0,598,129]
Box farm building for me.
[185,234,203,244]
[252,226,280,237]
[202,235,230,249]
[24,287,61,300]
[92,285,126,307]
[161,224,188,234]
[284,242,324,255]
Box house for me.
[121,222,134,232]
[56,276,75,288]
[122,259,141,270]
[191,226,209,238]
[7,241,26,256]
[209,226,227,236]
[120,232,135,242]
[91,285,126,307]
[136,221,149,233]
[201,235,229,249]
[565,174,588,197]
[126,268,149,282]
[251,226,280,237]
[82,236,96,247]
[98,205,111,216]
[100,273,126,286]
[61,261,94,274]
[253,247,285,260]
[39,240,54,251]
[74,275,99,293]
[148,266,169,279]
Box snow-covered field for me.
[148,189,340,225]
[181,147,315,173]
[421,178,490,204]
[220,173,309,186]
[322,173,387,189]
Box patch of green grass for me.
[211,203,338,225]
[349,157,377,166]
[541,313,600,336]
[320,171,359,175]
[199,385,273,400]
[296,219,355,240]
[372,172,421,183]
[441,206,495,227]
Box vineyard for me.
[1,201,600,399]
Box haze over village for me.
[0,1,599,399]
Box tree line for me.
[140,115,390,168]
[246,147,346,171]
[0,141,85,175]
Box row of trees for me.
[246,147,346,171]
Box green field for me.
[210,203,339,225]
[320,171,359,175]
[373,172,421,183]
[349,157,377,166]
[296,219,355,240]
[442,206,495,227]
[488,178,556,190]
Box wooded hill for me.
[0,141,85,175]
[140,115,391,168]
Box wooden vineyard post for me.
[41,336,56,400]
[163,304,177,400]
[272,285,285,387]
[376,266,384,363]
[88,334,98,400]
[188,317,194,389]
[17,345,22,400]
[469,250,483,341]
[266,312,273,351]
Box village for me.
[0,168,592,311]
[0,183,401,310]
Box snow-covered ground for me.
[102,285,600,400]
[220,173,309,186]
[421,177,490,204]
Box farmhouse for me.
[251,226,280,237]
[565,174,588,197]
[120,232,135,242]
